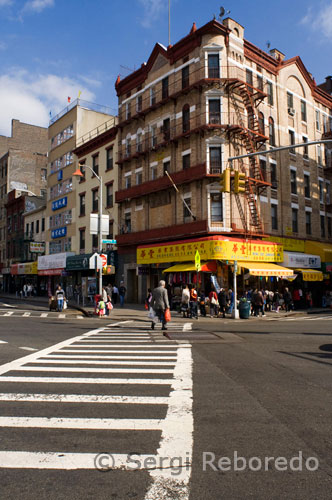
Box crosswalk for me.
[265,314,332,322]
[0,309,83,319]
[0,323,193,499]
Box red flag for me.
[67,97,71,103]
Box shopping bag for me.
[164,308,171,322]
[144,303,149,310]
[107,302,113,310]
[148,307,157,321]
[63,300,67,310]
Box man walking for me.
[55,284,66,312]
[218,288,228,318]
[151,280,169,332]
[119,282,126,308]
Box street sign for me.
[89,253,107,269]
[102,239,117,245]
[100,254,107,267]
[195,250,201,270]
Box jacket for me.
[152,286,170,312]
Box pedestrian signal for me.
[220,168,231,192]
[234,171,246,193]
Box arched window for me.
[269,117,275,146]
[258,112,265,135]
[182,104,190,133]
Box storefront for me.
[38,252,74,297]
[137,235,285,301]
[10,262,39,294]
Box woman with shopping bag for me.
[150,280,170,333]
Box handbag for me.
[211,296,218,306]
[144,303,149,310]
[148,307,157,321]
[107,302,113,310]
[164,308,171,322]
[63,300,67,310]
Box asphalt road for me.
[0,305,331,500]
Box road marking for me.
[22,312,31,317]
[183,323,192,331]
[0,376,173,385]
[3,312,14,316]
[63,344,181,349]
[0,340,8,344]
[58,349,179,354]
[58,314,66,319]
[17,366,173,374]
[0,416,164,430]
[44,354,177,360]
[34,358,176,366]
[76,316,84,319]
[19,347,38,352]
[40,313,48,318]
[0,393,169,405]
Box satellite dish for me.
[219,6,225,20]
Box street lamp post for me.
[73,163,103,296]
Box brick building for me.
[115,17,332,302]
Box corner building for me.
[115,18,332,302]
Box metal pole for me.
[98,176,103,297]
[232,261,239,319]
[168,0,170,46]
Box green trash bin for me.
[239,300,251,319]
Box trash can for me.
[239,300,251,319]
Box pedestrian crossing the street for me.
[0,323,193,499]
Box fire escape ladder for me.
[234,193,248,233]
[245,181,264,233]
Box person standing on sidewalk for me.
[112,284,119,305]
[119,282,126,308]
[151,280,169,332]
[55,285,66,312]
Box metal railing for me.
[49,99,115,125]
[75,115,117,147]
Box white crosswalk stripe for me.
[0,322,193,499]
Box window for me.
[106,147,113,170]
[317,145,322,164]
[163,160,170,176]
[107,221,113,240]
[210,193,222,222]
[289,130,295,154]
[126,102,131,120]
[125,136,131,157]
[151,125,157,147]
[79,229,85,251]
[182,153,190,170]
[182,65,189,89]
[182,104,190,133]
[209,99,221,124]
[323,114,328,133]
[301,100,307,122]
[124,212,131,233]
[304,174,310,198]
[267,82,273,105]
[79,193,85,216]
[258,112,265,135]
[319,179,324,203]
[290,170,297,194]
[150,86,156,106]
[328,218,332,238]
[79,163,85,183]
[92,234,98,251]
[41,218,45,232]
[259,158,267,181]
[41,169,47,182]
[162,77,169,99]
[316,110,320,130]
[26,223,29,236]
[271,204,278,230]
[136,95,142,113]
[246,69,253,93]
[92,189,98,212]
[208,54,219,78]
[106,184,113,207]
[150,164,157,180]
[257,74,263,91]
[36,220,39,234]
[287,92,293,109]
[305,212,312,235]
[321,215,326,237]
[136,170,143,185]
[292,208,298,233]
[270,162,277,189]
[209,147,222,173]
[269,117,275,146]
[136,131,142,152]
[183,197,192,221]
[303,136,309,159]
[92,155,99,176]
[125,174,131,189]
[326,183,331,205]
[162,118,170,141]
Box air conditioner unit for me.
[288,108,295,116]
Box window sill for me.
[106,205,114,210]
[79,214,86,217]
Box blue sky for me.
[0,0,331,136]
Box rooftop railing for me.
[49,99,115,125]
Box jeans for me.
[119,295,125,307]
[57,298,64,312]
[228,302,234,314]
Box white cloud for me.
[0,41,7,50]
[22,0,54,14]
[138,0,166,28]
[0,0,13,6]
[0,69,95,136]
[300,2,332,39]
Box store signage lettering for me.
[137,239,283,264]
[52,196,67,211]
[51,227,67,239]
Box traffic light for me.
[234,171,246,193]
[220,168,231,192]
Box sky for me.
[0,0,331,136]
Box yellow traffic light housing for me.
[234,171,246,193]
[220,168,231,192]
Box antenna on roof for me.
[218,6,230,20]
[168,0,171,46]
[266,41,271,50]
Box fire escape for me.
[224,75,270,235]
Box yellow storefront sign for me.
[263,236,304,253]
[137,237,283,265]
[24,262,38,275]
